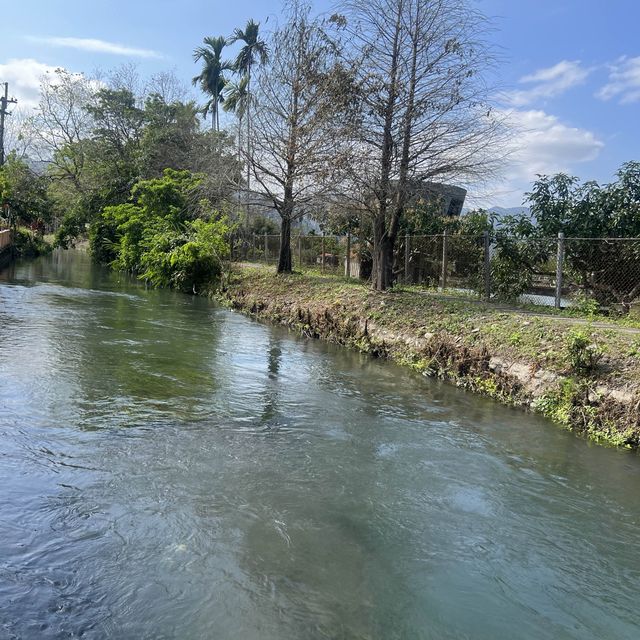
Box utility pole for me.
[0,82,18,167]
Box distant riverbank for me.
[221,264,640,449]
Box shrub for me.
[12,229,52,258]
[140,218,230,292]
[565,329,603,375]
[570,292,600,318]
[89,169,231,292]
[490,252,533,301]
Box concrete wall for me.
[0,229,11,251]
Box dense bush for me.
[490,251,532,301]
[90,169,230,292]
[12,229,53,258]
[140,219,230,292]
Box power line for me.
[0,82,18,167]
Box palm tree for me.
[200,76,227,130]
[228,20,269,190]
[223,74,250,165]
[223,74,250,122]
[192,36,231,131]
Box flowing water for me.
[1,250,639,640]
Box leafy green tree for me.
[525,163,640,239]
[498,162,640,304]
[86,88,144,159]
[85,88,145,197]
[139,94,201,177]
[53,88,241,249]
[48,86,143,248]
[0,156,53,257]
[192,36,232,131]
[0,155,51,229]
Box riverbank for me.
[221,264,640,448]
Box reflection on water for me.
[1,250,640,639]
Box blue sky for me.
[1,0,638,207]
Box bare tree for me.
[26,68,96,191]
[250,1,350,273]
[145,69,190,104]
[104,63,143,100]
[2,107,35,160]
[338,0,507,289]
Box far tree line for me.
[1,0,639,299]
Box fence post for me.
[321,232,325,273]
[555,232,565,309]
[297,234,302,270]
[345,230,351,278]
[483,231,491,301]
[441,229,449,291]
[252,233,257,261]
[264,232,268,263]
[404,233,410,283]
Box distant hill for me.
[487,206,531,218]
[461,206,531,218]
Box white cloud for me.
[27,36,163,59]
[505,60,590,107]
[472,109,604,208]
[597,56,640,104]
[507,109,603,173]
[0,58,62,111]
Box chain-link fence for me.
[231,233,363,276]
[561,238,640,310]
[231,232,640,312]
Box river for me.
[1,250,639,639]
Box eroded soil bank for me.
[220,266,640,449]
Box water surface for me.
[1,250,639,639]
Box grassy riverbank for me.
[221,264,640,449]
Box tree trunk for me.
[246,65,252,197]
[373,230,394,290]
[213,86,219,131]
[277,216,293,273]
[371,0,402,291]
[383,0,420,288]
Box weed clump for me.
[565,329,603,375]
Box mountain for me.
[487,206,531,218]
